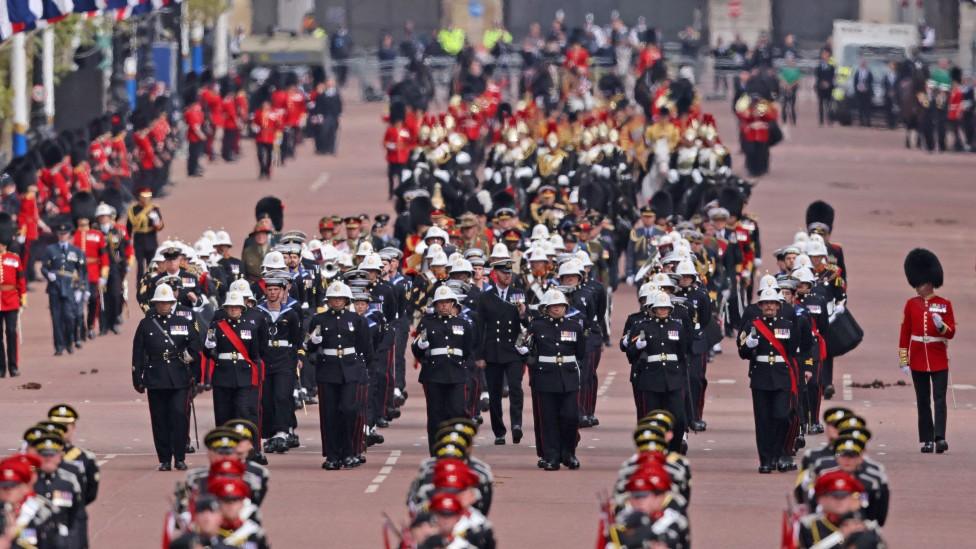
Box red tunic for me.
[286,90,307,128]
[384,125,411,164]
[899,295,955,373]
[0,251,25,311]
[133,131,156,170]
[253,108,282,145]
[17,195,40,241]
[563,45,590,75]
[110,136,132,178]
[73,228,109,283]
[222,97,239,130]
[737,102,777,143]
[947,86,963,121]
[200,88,224,128]
[185,104,206,143]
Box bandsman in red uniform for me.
[735,94,778,176]
[70,192,109,341]
[384,102,411,199]
[899,248,955,454]
[0,213,25,377]
[184,88,207,177]
[252,100,282,179]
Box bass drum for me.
[826,308,863,357]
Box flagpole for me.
[42,26,55,127]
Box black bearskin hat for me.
[390,101,406,125]
[0,213,15,247]
[805,200,835,231]
[409,195,433,231]
[255,196,284,232]
[650,190,673,219]
[718,187,743,219]
[904,248,943,289]
[490,192,516,217]
[40,140,64,169]
[70,191,97,224]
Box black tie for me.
[499,288,506,302]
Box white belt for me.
[430,348,464,357]
[646,354,679,363]
[538,355,577,365]
[756,355,786,363]
[323,347,356,357]
[269,340,292,348]
[911,335,946,343]
[217,352,245,361]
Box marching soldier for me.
[0,215,25,377]
[624,291,689,448]
[132,283,201,471]
[518,289,586,471]
[256,272,303,454]
[223,419,271,505]
[806,238,845,400]
[307,281,372,469]
[126,187,164,281]
[204,291,263,440]
[42,217,86,356]
[556,259,603,428]
[0,455,64,549]
[209,477,271,548]
[738,287,800,473]
[70,192,109,342]
[48,404,100,547]
[413,285,476,454]
[795,471,885,549]
[673,259,712,432]
[95,203,130,335]
[351,288,388,447]
[30,434,84,546]
[608,462,689,549]
[899,248,955,454]
[793,267,830,434]
[475,259,527,446]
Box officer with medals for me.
[131,283,201,471]
[307,281,373,470]
[204,291,263,441]
[673,259,712,432]
[42,217,86,356]
[738,287,800,473]
[413,285,476,454]
[47,404,100,547]
[30,434,84,545]
[793,267,830,434]
[0,455,64,549]
[518,288,586,471]
[256,271,303,454]
[350,280,389,448]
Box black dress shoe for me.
[537,458,546,469]
[777,458,795,472]
[54,349,64,356]
[758,464,773,474]
[809,423,824,435]
[474,416,483,425]
[174,461,188,471]
[935,439,949,454]
[578,416,593,428]
[251,453,269,466]
[494,436,506,445]
[542,460,560,471]
[794,435,806,451]
[66,345,74,354]
[590,416,600,427]
[921,442,934,453]
[561,456,580,469]
[322,459,342,470]
[386,408,400,419]
[287,433,300,448]
[376,417,391,428]
[343,456,362,469]
[823,385,835,400]
[158,462,172,472]
[366,431,385,447]
[512,426,523,444]
[0,369,5,378]
[690,420,706,432]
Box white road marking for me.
[951,384,975,390]
[310,172,330,191]
[842,374,853,401]
[365,450,400,494]
[716,379,736,385]
[597,371,617,398]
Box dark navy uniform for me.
[797,291,829,427]
[564,285,602,426]
[524,312,586,467]
[205,316,263,436]
[8,493,64,549]
[364,307,392,432]
[256,298,303,448]
[675,284,713,429]
[625,313,689,446]
[390,272,412,395]
[34,467,83,546]
[41,240,86,354]
[412,312,476,453]
[132,308,201,466]
[738,313,800,470]
[475,283,527,441]
[307,308,372,466]
[139,268,203,310]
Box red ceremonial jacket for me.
[0,251,25,311]
[73,228,109,283]
[384,125,411,164]
[899,295,955,373]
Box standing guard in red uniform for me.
[70,192,109,341]
[384,102,411,199]
[252,101,282,179]
[899,248,955,454]
[0,213,25,377]
[221,84,242,162]
[199,73,223,162]
[184,87,207,177]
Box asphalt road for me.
[3,96,975,547]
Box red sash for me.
[752,319,797,396]
[216,320,259,387]
[809,317,827,362]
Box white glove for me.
[204,338,217,349]
[667,169,679,183]
[515,345,529,355]
[754,258,763,268]
[626,275,635,286]
[47,272,57,282]
[635,337,647,350]
[433,169,450,183]
[417,339,430,350]
[525,177,541,194]
[834,302,846,315]
[900,365,911,376]
[691,170,703,184]
[718,165,731,176]
[515,166,533,179]
[309,332,323,345]
[745,335,760,348]
[484,167,494,180]
[492,171,502,184]
[98,277,108,288]
[932,313,945,331]
[620,337,629,348]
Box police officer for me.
[48,404,100,547]
[132,283,201,471]
[739,287,801,473]
[519,288,586,471]
[205,291,263,439]
[307,281,373,469]
[256,272,303,454]
[624,291,689,450]
[42,217,86,356]
[413,285,476,454]
[31,434,84,546]
[475,259,527,445]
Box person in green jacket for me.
[438,26,466,56]
[779,57,802,126]
[483,22,512,54]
